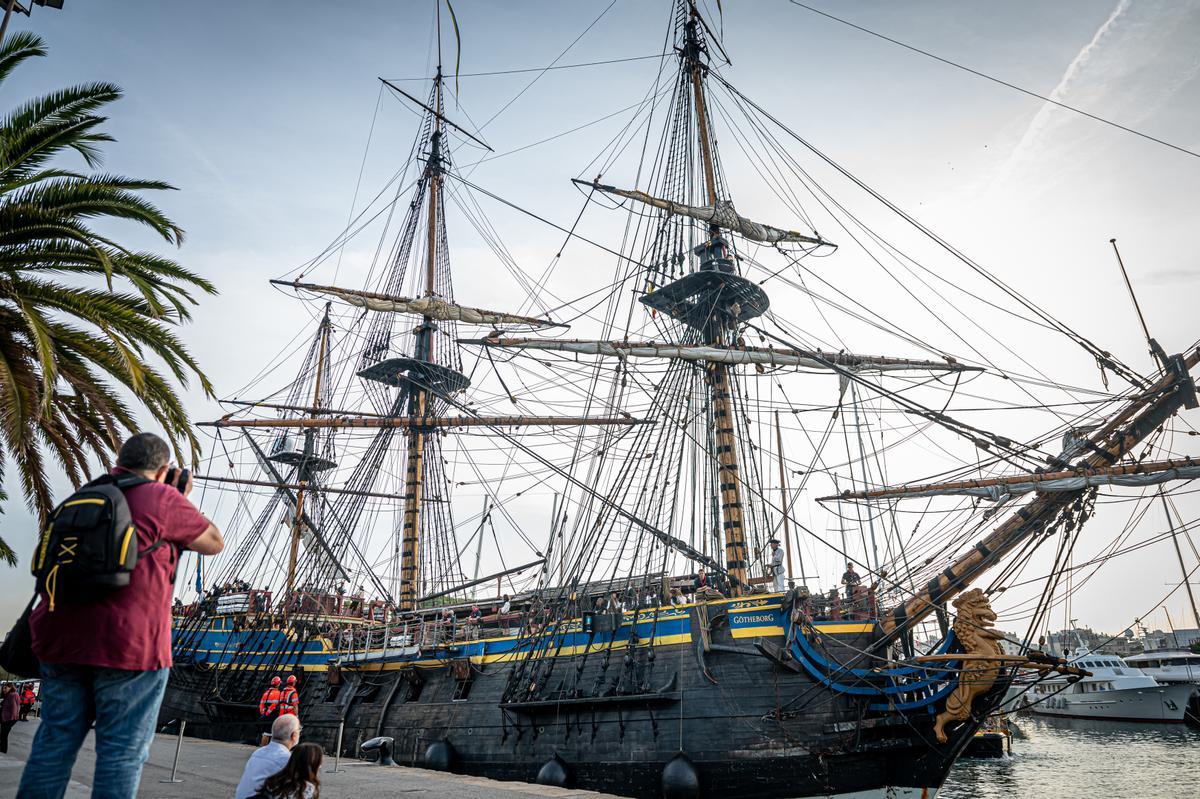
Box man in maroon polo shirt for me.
[18,433,224,799]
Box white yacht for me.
[1124,649,1200,724]
[1025,647,1194,722]
[1124,649,1200,685]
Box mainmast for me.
[686,9,719,214]
[396,66,445,613]
[684,5,749,592]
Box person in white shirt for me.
[235,714,300,799]
[768,539,786,592]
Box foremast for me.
[208,61,656,612]
[285,308,334,594]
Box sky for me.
[2,0,1199,637]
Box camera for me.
[163,467,190,494]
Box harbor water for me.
[940,714,1200,799]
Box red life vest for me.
[259,687,282,716]
[278,686,299,716]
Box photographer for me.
[18,433,223,799]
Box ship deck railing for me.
[172,583,886,660]
[333,589,889,666]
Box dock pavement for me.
[0,718,619,798]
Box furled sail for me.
[823,458,1200,502]
[272,280,567,329]
[462,336,978,373]
[576,179,832,247]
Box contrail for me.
[991,0,1131,190]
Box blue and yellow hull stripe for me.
[171,593,883,673]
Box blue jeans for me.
[17,664,169,799]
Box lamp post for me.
[0,0,64,43]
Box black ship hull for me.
[162,601,1000,798]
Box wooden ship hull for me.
[162,594,1008,799]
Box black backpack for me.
[31,473,170,610]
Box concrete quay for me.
[0,718,620,798]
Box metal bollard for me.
[159,720,186,784]
[326,721,345,773]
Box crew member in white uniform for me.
[768,538,786,592]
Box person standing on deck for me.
[466,605,482,638]
[19,432,224,799]
[841,562,862,602]
[694,568,724,599]
[767,538,786,592]
[260,676,284,718]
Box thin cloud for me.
[1144,267,1200,285]
[988,0,1131,193]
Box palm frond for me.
[0,31,46,87]
[5,174,184,244]
[0,37,218,529]
[12,294,58,410]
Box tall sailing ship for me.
[163,3,1200,797]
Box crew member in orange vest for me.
[278,676,299,717]
[19,685,36,721]
[258,676,283,718]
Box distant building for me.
[997,632,1027,656]
[1139,627,1200,651]
[1044,627,1142,658]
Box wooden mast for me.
[689,40,718,208]
[398,65,444,613]
[285,491,306,596]
[286,310,332,595]
[685,4,749,593]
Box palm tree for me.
[0,31,217,561]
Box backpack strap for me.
[89,472,177,580]
[83,473,151,491]
[110,473,151,491]
[145,539,179,585]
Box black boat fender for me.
[535,754,569,787]
[662,753,700,799]
[424,738,456,771]
[690,606,717,684]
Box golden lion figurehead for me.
[933,586,1006,743]
[952,588,997,629]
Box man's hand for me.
[162,466,192,495]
